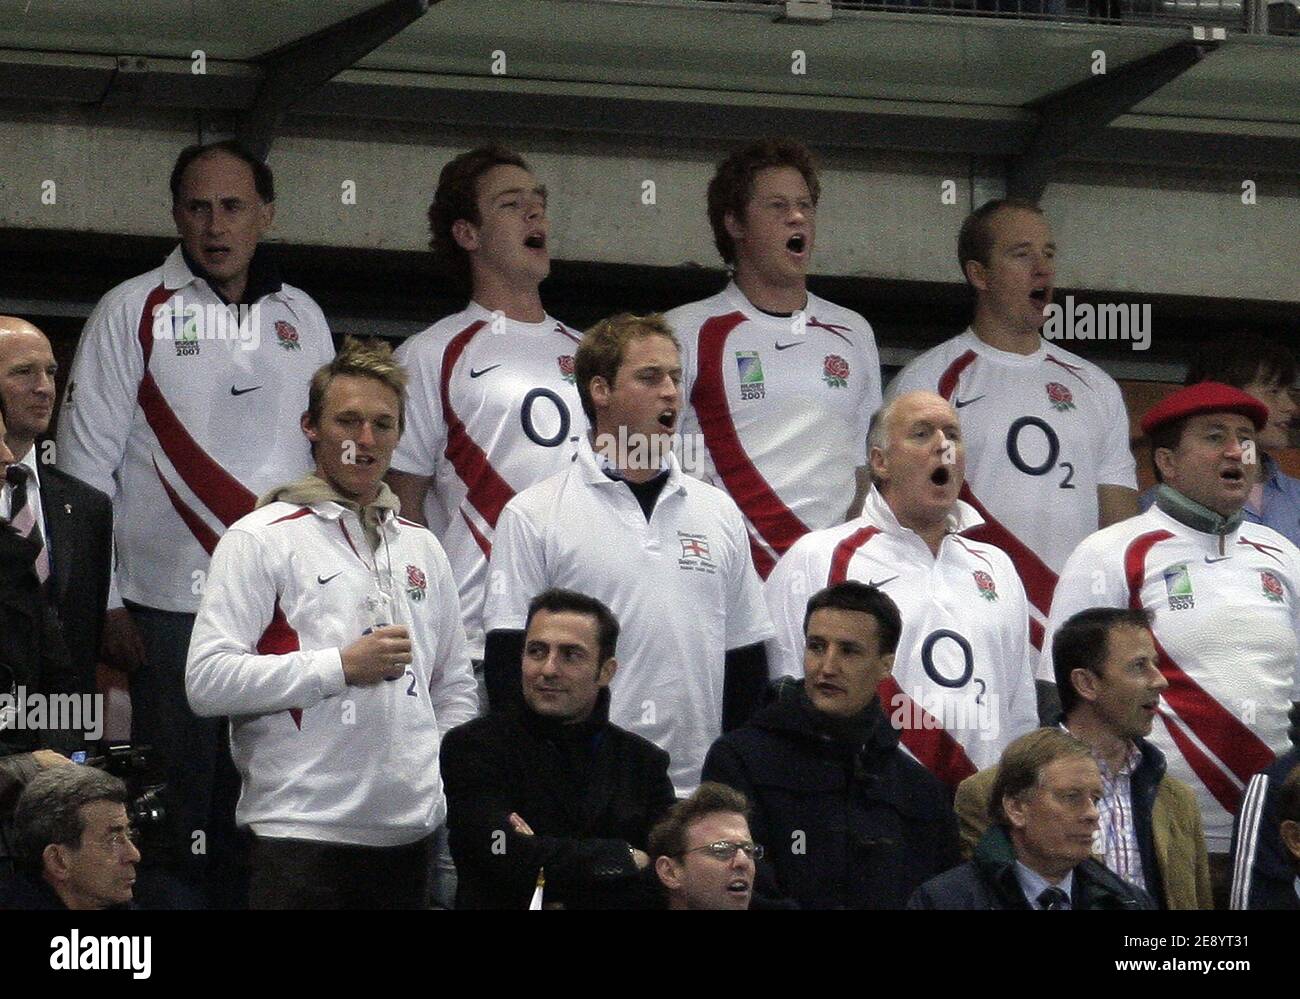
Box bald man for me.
[764,390,1037,789]
[0,316,114,696]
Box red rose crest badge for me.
[274,320,301,351]
[1045,381,1075,412]
[1261,570,1284,603]
[973,570,998,601]
[557,354,576,384]
[823,354,850,389]
[405,564,428,602]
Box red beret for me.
[1141,381,1269,436]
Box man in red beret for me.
[1038,381,1300,908]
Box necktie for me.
[6,465,50,584]
[1037,886,1071,910]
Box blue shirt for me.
[1015,861,1074,909]
[1139,453,1300,550]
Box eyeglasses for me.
[89,829,140,854]
[681,840,764,862]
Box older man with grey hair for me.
[1,765,140,910]
[764,390,1037,791]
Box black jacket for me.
[908,825,1157,910]
[1230,747,1300,910]
[38,465,113,696]
[441,690,677,909]
[0,526,78,760]
[701,682,961,909]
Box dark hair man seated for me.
[649,782,759,910]
[1230,750,1300,909]
[441,588,676,908]
[702,581,960,909]
[909,729,1156,910]
[1,766,140,910]
[955,607,1211,909]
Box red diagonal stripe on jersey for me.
[440,320,516,528]
[936,349,978,401]
[1125,530,1274,799]
[936,349,1055,648]
[136,284,257,528]
[878,674,978,789]
[257,597,303,730]
[693,312,809,559]
[1237,536,1284,564]
[950,536,994,570]
[153,457,221,555]
[269,508,313,526]
[1158,711,1242,816]
[827,524,976,786]
[1045,354,1092,389]
[461,508,492,559]
[956,484,1057,619]
[829,526,881,584]
[555,323,580,344]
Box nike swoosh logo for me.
[317,572,342,584]
[230,385,262,396]
[954,395,985,409]
[1204,555,1231,564]
[469,365,502,378]
[774,341,804,351]
[867,576,899,587]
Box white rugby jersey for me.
[55,247,334,613]
[765,487,1037,785]
[1041,504,1300,851]
[666,282,882,579]
[187,500,477,846]
[483,437,774,796]
[391,303,583,657]
[887,329,1136,648]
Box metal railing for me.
[698,0,1300,34]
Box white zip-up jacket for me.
[186,498,478,846]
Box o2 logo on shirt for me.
[1005,417,1075,490]
[520,388,572,447]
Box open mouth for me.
[727,878,751,895]
[524,232,546,250]
[786,234,806,254]
[930,466,950,486]
[1220,467,1245,484]
[658,409,676,430]
[1030,287,1050,306]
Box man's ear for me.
[256,199,275,236]
[723,209,746,245]
[300,410,318,444]
[874,652,895,684]
[1280,819,1300,864]
[597,656,618,687]
[1071,667,1100,705]
[1003,792,1029,831]
[451,218,479,253]
[589,375,612,413]
[1152,446,1176,483]
[654,855,681,891]
[869,445,888,488]
[964,259,988,293]
[42,843,71,883]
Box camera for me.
[82,743,169,854]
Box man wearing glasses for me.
[1,766,140,910]
[703,581,960,909]
[649,782,761,911]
